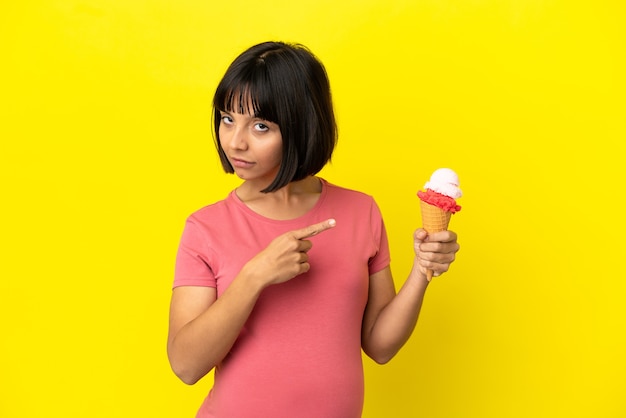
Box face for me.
[218,107,282,186]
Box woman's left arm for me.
[361,229,459,364]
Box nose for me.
[225,125,248,151]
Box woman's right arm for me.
[167,218,336,385]
[167,273,265,385]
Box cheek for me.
[218,129,230,149]
[259,148,281,169]
[269,142,283,165]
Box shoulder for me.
[320,180,385,226]
[322,180,376,205]
[185,192,236,225]
[321,180,382,218]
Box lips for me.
[230,157,255,168]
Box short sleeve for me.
[367,199,391,275]
[173,217,217,288]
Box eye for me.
[220,113,233,125]
[254,122,269,132]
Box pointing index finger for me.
[293,218,336,240]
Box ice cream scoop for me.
[424,168,462,199]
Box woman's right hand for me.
[243,218,336,287]
[168,218,336,384]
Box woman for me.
[167,41,460,417]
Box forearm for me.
[364,261,429,363]
[169,220,338,384]
[168,272,264,384]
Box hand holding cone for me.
[419,200,452,281]
[417,168,462,281]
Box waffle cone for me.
[420,200,451,233]
[419,200,452,281]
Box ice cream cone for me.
[419,200,452,281]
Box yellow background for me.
[1,1,625,417]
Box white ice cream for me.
[424,168,462,198]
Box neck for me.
[235,176,323,220]
[238,176,320,202]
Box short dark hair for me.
[213,41,337,193]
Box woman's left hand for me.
[413,228,460,279]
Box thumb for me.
[292,218,337,240]
[414,228,429,243]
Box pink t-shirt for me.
[174,179,390,418]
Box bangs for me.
[215,79,279,124]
